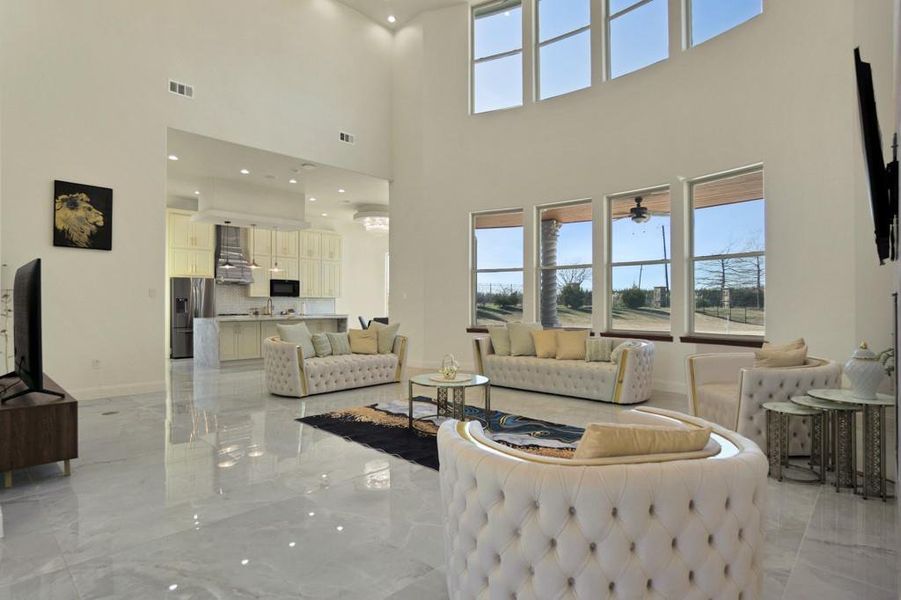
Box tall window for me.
[473,0,523,114]
[690,0,762,47]
[537,201,592,328]
[607,0,668,79]
[472,210,524,325]
[537,0,591,100]
[608,188,671,332]
[690,167,765,337]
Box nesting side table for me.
[791,394,861,492]
[808,388,893,501]
[763,402,824,483]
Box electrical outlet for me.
[91,359,101,370]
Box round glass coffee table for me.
[408,373,490,432]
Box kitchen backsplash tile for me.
[214,285,336,316]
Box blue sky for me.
[474,0,761,111]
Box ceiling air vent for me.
[169,79,194,99]
[339,131,356,145]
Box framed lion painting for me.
[53,180,113,251]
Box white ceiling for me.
[166,129,388,220]
[337,0,466,28]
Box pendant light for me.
[221,221,235,270]
[249,224,261,270]
[269,225,282,273]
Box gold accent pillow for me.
[762,338,805,351]
[531,329,557,359]
[556,330,588,360]
[574,422,712,459]
[755,345,807,368]
[348,328,378,354]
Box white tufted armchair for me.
[473,337,655,404]
[263,335,407,397]
[438,407,768,600]
[686,353,842,455]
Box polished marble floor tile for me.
[0,360,895,599]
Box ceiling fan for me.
[630,196,651,223]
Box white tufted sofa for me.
[686,353,842,455]
[438,407,768,600]
[262,335,407,397]
[473,337,654,404]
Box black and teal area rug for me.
[297,397,584,471]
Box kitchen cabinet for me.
[299,258,321,297]
[320,232,342,261]
[252,228,272,257]
[248,228,340,298]
[321,260,341,298]
[219,321,261,361]
[300,231,321,259]
[275,231,298,258]
[168,248,214,278]
[168,211,213,250]
[249,256,271,298]
[167,210,215,278]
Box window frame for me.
[687,164,765,340]
[686,0,763,48]
[534,198,594,329]
[471,0,524,115]
[471,208,525,326]
[535,0,592,101]
[605,185,672,335]
[605,0,668,80]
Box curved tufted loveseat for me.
[686,353,842,455]
[263,335,407,397]
[438,407,768,600]
[473,337,654,404]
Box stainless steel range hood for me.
[215,225,254,285]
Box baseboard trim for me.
[653,379,687,395]
[69,380,167,401]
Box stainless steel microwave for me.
[270,279,300,297]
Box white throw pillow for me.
[369,321,401,354]
[508,322,542,356]
[278,323,315,359]
[487,325,511,356]
[585,337,615,362]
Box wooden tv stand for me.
[0,374,77,487]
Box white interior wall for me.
[390,0,897,391]
[0,0,392,399]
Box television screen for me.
[854,47,896,264]
[12,259,43,392]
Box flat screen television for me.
[854,47,898,264]
[1,259,63,402]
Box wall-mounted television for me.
[854,47,898,265]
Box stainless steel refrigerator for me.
[170,278,215,359]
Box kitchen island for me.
[194,314,348,367]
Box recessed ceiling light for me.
[168,154,179,161]
[338,188,345,193]
[193,190,200,195]
[289,178,297,184]
[240,168,250,175]
[387,15,396,23]
[321,212,328,217]
[308,197,316,202]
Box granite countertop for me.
[211,314,349,322]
